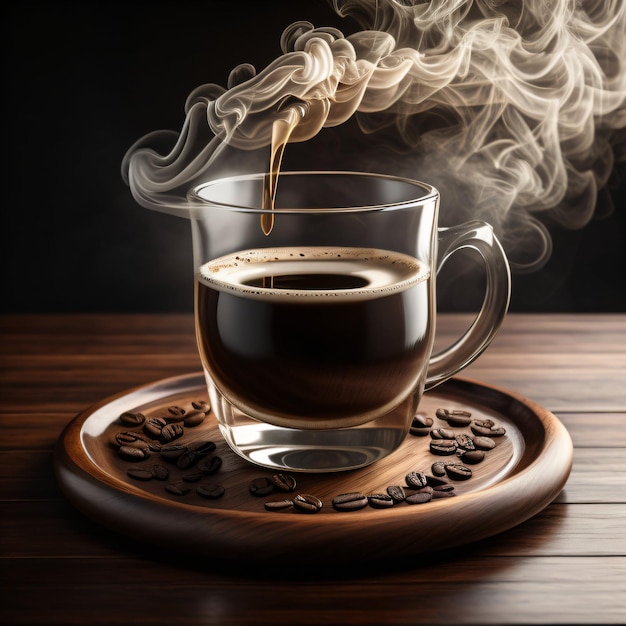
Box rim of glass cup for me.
[187,171,439,214]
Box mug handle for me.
[425,221,511,391]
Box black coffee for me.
[196,247,432,428]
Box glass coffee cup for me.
[186,171,510,472]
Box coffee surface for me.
[196,247,432,426]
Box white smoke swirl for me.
[122,0,626,271]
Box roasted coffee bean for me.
[435,408,450,420]
[148,441,162,452]
[264,499,294,511]
[367,493,395,509]
[412,413,434,428]
[197,483,225,499]
[292,494,323,513]
[445,463,473,480]
[197,456,222,475]
[457,450,485,464]
[115,431,148,447]
[127,467,154,481]
[144,417,167,439]
[151,464,169,481]
[470,422,506,437]
[472,436,496,450]
[386,485,407,503]
[409,413,433,436]
[431,461,447,477]
[190,440,217,456]
[430,428,455,440]
[182,471,203,483]
[192,400,210,412]
[270,473,297,493]
[455,434,476,450]
[332,492,369,512]
[446,410,472,427]
[161,422,184,442]
[159,443,188,460]
[409,425,431,437]
[167,405,186,417]
[119,411,146,427]
[249,477,274,497]
[119,445,150,461]
[405,471,428,489]
[406,488,433,504]
[165,482,191,496]
[176,450,200,470]
[430,440,457,455]
[183,410,206,427]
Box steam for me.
[122,0,626,271]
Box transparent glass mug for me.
[187,171,511,472]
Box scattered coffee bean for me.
[159,443,188,460]
[183,410,206,427]
[472,436,496,450]
[118,445,150,461]
[409,413,433,436]
[264,499,294,511]
[190,440,216,456]
[165,482,191,496]
[127,467,154,481]
[332,492,369,512]
[471,419,506,437]
[430,427,455,440]
[144,417,167,439]
[367,493,395,509]
[115,431,148,447]
[405,471,428,489]
[176,450,200,470]
[435,408,450,420]
[167,405,186,417]
[197,456,222,474]
[192,400,210,412]
[446,410,472,427]
[196,484,225,499]
[412,413,434,428]
[292,494,323,513]
[161,423,184,442]
[151,464,169,481]
[430,440,457,455]
[406,488,433,504]
[249,477,274,497]
[148,441,162,452]
[270,473,297,493]
[455,434,475,450]
[119,411,146,427]
[445,463,473,480]
[182,471,203,482]
[457,450,485,464]
[431,461,447,476]
[387,485,407,503]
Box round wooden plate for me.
[54,373,573,563]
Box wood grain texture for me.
[1,313,625,625]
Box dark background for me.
[4,0,625,314]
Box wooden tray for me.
[54,373,573,564]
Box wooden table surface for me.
[1,313,625,625]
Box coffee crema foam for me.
[198,247,429,302]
